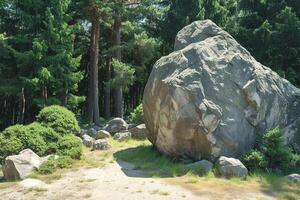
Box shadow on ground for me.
[113,145,189,178]
[113,145,300,199]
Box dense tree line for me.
[0,0,299,130]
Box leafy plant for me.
[0,134,23,164]
[129,104,144,124]
[241,150,267,171]
[241,128,300,174]
[57,134,82,159]
[38,156,73,174]
[37,105,80,136]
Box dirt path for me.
[0,161,276,200]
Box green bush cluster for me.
[37,105,80,136]
[242,128,300,174]
[38,156,73,174]
[57,134,82,159]
[129,104,144,124]
[0,105,82,164]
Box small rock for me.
[93,139,111,150]
[128,124,136,129]
[2,149,46,180]
[82,134,95,147]
[216,156,248,179]
[95,130,111,139]
[92,125,101,131]
[19,178,46,189]
[286,174,300,183]
[88,128,98,137]
[79,129,88,136]
[104,118,128,134]
[113,131,131,142]
[129,124,149,140]
[186,160,213,174]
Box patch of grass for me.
[113,142,188,177]
[150,189,169,196]
[29,171,63,184]
[26,187,48,195]
[83,193,92,199]
[79,178,97,183]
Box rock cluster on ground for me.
[2,149,49,180]
[143,19,300,161]
[79,118,150,150]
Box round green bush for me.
[2,124,47,156]
[37,105,80,136]
[25,122,61,154]
[57,134,82,159]
[0,134,23,164]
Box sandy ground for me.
[0,161,276,200]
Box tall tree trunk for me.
[88,15,100,125]
[104,57,112,119]
[63,89,68,106]
[113,16,123,118]
[21,87,25,123]
[104,28,113,119]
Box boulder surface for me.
[113,131,132,142]
[143,20,300,160]
[104,118,128,134]
[129,124,149,140]
[93,139,111,151]
[216,156,248,178]
[2,149,45,180]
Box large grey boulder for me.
[143,20,300,160]
[129,124,149,140]
[104,118,128,134]
[216,156,248,179]
[2,149,45,180]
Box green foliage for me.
[38,156,73,174]
[2,124,47,156]
[0,122,60,163]
[109,59,135,91]
[241,128,300,174]
[0,134,23,164]
[241,150,267,171]
[37,105,80,136]
[57,134,82,159]
[129,104,144,124]
[26,122,61,154]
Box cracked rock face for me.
[143,20,300,161]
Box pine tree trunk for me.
[113,16,123,118]
[104,57,112,119]
[104,28,113,119]
[88,16,101,125]
[21,87,25,123]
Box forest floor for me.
[0,140,299,200]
